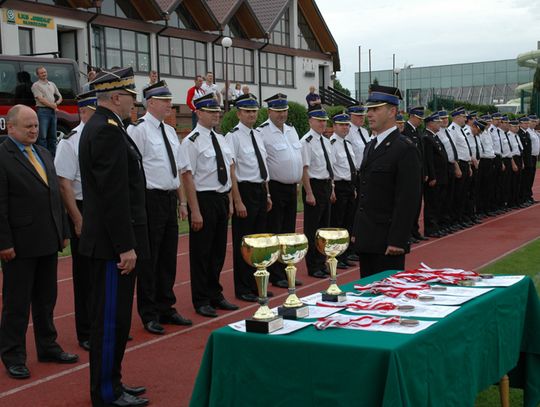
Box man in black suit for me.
[352,85,421,277]
[79,68,149,407]
[0,105,78,380]
[402,106,426,242]
[423,112,449,238]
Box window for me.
[213,45,253,83]
[269,9,290,47]
[22,62,78,99]
[158,36,207,78]
[92,26,150,73]
[100,0,139,19]
[168,3,199,30]
[0,61,18,99]
[18,28,33,55]
[260,52,294,87]
[297,10,320,51]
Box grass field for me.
[474,238,540,407]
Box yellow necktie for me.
[24,146,48,185]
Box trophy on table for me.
[276,233,309,319]
[241,234,284,333]
[315,228,350,302]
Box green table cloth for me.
[190,271,540,407]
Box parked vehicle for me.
[0,55,80,143]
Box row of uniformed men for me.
[398,107,539,240]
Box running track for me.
[1,176,539,406]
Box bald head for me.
[7,105,39,146]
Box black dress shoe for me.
[410,237,420,243]
[310,270,327,279]
[417,235,428,241]
[196,305,217,318]
[272,279,289,288]
[127,335,133,341]
[6,364,30,379]
[425,233,440,238]
[144,321,165,335]
[337,261,349,269]
[266,290,274,297]
[122,384,146,397]
[238,293,259,302]
[79,340,90,351]
[212,299,239,311]
[295,279,303,286]
[38,351,79,364]
[160,313,192,326]
[109,391,149,406]
[347,254,360,262]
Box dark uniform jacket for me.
[518,128,533,168]
[423,129,449,185]
[0,139,69,257]
[353,129,421,254]
[79,106,149,260]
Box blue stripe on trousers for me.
[100,260,118,403]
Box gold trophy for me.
[241,234,284,333]
[276,233,309,319]
[315,228,350,302]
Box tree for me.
[372,78,379,86]
[530,67,540,115]
[333,78,351,97]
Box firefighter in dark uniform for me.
[301,105,335,278]
[423,112,449,237]
[79,67,150,407]
[402,106,426,242]
[352,85,421,277]
[181,93,239,318]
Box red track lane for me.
[1,178,539,406]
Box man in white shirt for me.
[259,93,304,288]
[201,72,222,106]
[301,106,335,278]
[128,81,192,333]
[507,119,523,208]
[476,118,496,217]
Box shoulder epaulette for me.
[132,118,145,126]
[306,135,313,142]
[107,119,118,127]
[230,127,239,133]
[330,139,336,145]
[258,122,269,129]
[189,132,200,142]
[489,127,494,132]
[404,137,413,145]
[63,130,77,140]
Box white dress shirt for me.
[227,121,269,182]
[346,123,369,169]
[499,130,513,158]
[259,119,303,184]
[528,128,540,156]
[447,122,471,161]
[437,127,457,163]
[128,112,189,191]
[463,124,478,159]
[330,134,356,181]
[479,130,495,159]
[489,125,503,156]
[301,130,334,179]
[55,122,84,200]
[183,123,233,192]
[374,126,398,148]
[507,131,522,157]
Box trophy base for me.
[245,316,284,334]
[277,305,309,320]
[321,292,347,302]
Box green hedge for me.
[220,101,309,138]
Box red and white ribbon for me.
[314,314,401,330]
[393,262,480,285]
[354,277,430,298]
[316,297,398,311]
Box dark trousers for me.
[501,158,512,207]
[70,200,91,343]
[303,179,332,274]
[440,165,455,227]
[478,158,493,214]
[359,253,405,278]
[36,107,57,156]
[266,181,297,283]
[232,182,268,297]
[491,156,502,211]
[510,156,522,207]
[191,111,198,129]
[89,259,136,407]
[453,160,470,223]
[189,191,228,309]
[330,180,356,261]
[465,166,478,220]
[0,254,62,367]
[424,183,445,234]
[411,179,423,237]
[137,190,179,324]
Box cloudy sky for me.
[315,0,540,92]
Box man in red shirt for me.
[186,75,205,129]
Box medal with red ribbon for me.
[316,297,406,311]
[393,263,480,285]
[314,314,418,330]
[353,277,430,298]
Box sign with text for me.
[3,9,55,30]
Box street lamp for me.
[403,63,413,111]
[221,36,232,111]
[393,67,401,89]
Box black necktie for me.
[358,128,368,145]
[505,133,513,152]
[320,136,334,180]
[473,136,480,159]
[515,134,523,153]
[479,136,485,153]
[444,129,458,161]
[343,140,356,183]
[211,131,228,185]
[250,130,268,181]
[460,128,473,157]
[496,129,503,153]
[159,123,177,178]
